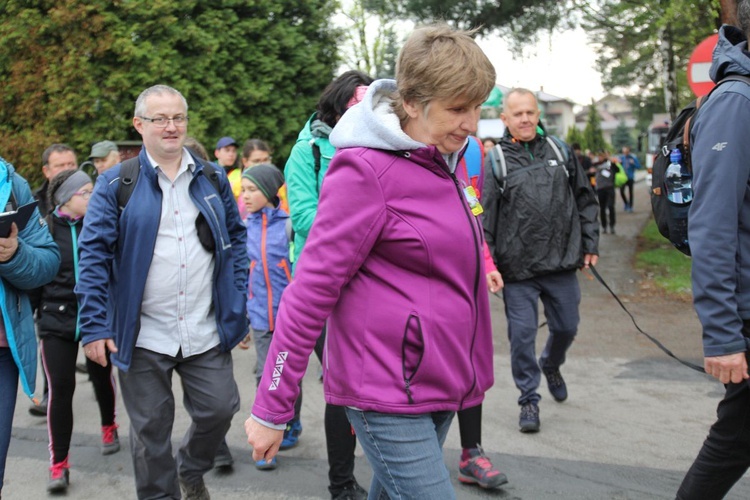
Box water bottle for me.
[664,148,693,204]
[664,148,692,253]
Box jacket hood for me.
[330,79,463,172]
[711,25,750,82]
[329,79,425,152]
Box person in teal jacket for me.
[0,155,60,497]
[284,70,373,500]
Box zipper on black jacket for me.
[450,173,481,410]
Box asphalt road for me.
[4,175,750,499]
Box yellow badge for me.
[463,186,483,216]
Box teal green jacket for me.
[285,113,336,270]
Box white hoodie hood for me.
[329,79,463,171]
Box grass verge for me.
[635,218,692,298]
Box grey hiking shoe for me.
[519,402,540,433]
[179,477,210,500]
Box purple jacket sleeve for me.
[251,148,386,424]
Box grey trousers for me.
[503,270,581,405]
[119,346,240,499]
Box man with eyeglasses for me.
[76,84,248,500]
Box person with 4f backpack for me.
[483,88,599,434]
[676,12,750,499]
[76,85,248,500]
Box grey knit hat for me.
[53,170,93,206]
[242,163,284,203]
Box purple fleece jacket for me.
[252,145,494,424]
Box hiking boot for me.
[29,396,47,417]
[519,402,540,433]
[101,423,120,455]
[279,419,302,450]
[75,362,88,374]
[541,364,568,402]
[255,456,277,471]
[179,477,210,500]
[47,458,70,493]
[458,445,509,489]
[331,480,368,500]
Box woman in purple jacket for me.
[246,24,497,498]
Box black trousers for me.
[597,188,616,230]
[677,322,750,499]
[41,336,116,464]
[314,326,359,495]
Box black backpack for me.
[651,75,750,255]
[117,154,222,253]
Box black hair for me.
[242,138,271,159]
[42,144,75,166]
[316,70,374,128]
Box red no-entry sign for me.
[688,34,719,97]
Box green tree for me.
[583,100,608,153]
[578,0,720,121]
[0,0,340,185]
[611,120,632,150]
[339,0,401,78]
[566,126,586,151]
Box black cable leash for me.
[589,265,706,374]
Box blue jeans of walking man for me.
[503,270,580,405]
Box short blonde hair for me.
[393,25,496,124]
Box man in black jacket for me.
[483,88,599,433]
[34,144,78,217]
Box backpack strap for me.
[489,144,508,194]
[546,136,569,166]
[684,74,750,153]
[117,157,141,212]
[311,141,322,196]
[196,157,221,194]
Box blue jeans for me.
[0,348,20,492]
[503,270,580,405]
[345,409,456,500]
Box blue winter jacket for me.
[0,158,60,398]
[689,25,750,357]
[246,205,292,331]
[75,148,249,372]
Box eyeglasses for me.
[74,190,93,200]
[248,155,272,166]
[138,115,189,128]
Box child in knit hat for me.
[239,164,294,470]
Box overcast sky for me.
[476,27,605,107]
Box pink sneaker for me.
[458,445,508,489]
[48,457,70,492]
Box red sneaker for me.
[101,423,120,455]
[48,457,70,492]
